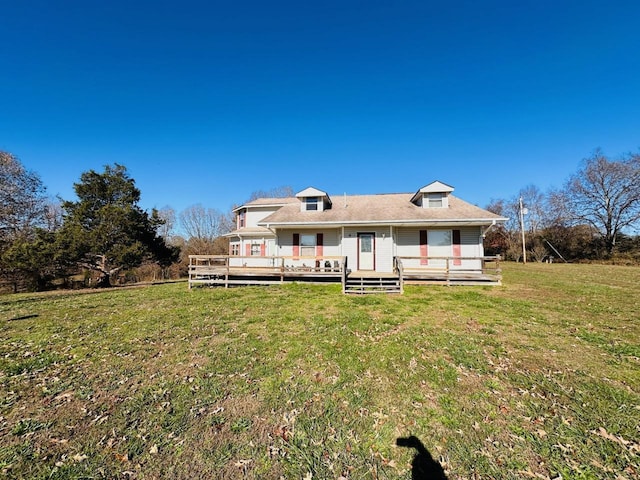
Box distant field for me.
[1,263,638,479]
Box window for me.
[238,210,245,228]
[231,244,240,256]
[305,197,318,211]
[251,243,261,256]
[427,193,443,208]
[300,234,316,256]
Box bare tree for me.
[247,185,295,202]
[563,150,640,255]
[544,188,571,227]
[44,198,64,232]
[0,151,48,241]
[529,239,549,263]
[156,206,177,240]
[518,184,546,233]
[179,204,231,241]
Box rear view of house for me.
[190,181,507,292]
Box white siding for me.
[457,227,482,271]
[246,206,280,228]
[395,226,484,272]
[460,227,482,257]
[343,227,394,273]
[396,228,421,256]
[276,229,341,268]
[396,228,423,269]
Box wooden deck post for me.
[225,256,229,288]
[280,257,285,283]
[446,257,451,286]
[341,256,347,294]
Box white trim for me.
[258,218,507,228]
[232,201,292,212]
[295,187,328,198]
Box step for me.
[344,276,402,294]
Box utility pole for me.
[519,196,527,264]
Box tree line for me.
[483,149,640,263]
[0,151,297,292]
[1,149,639,292]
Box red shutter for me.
[452,229,461,266]
[293,233,300,259]
[260,243,266,256]
[316,233,324,257]
[420,230,428,265]
[245,244,251,256]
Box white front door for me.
[358,233,375,270]
[428,230,452,267]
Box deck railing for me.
[189,254,501,289]
[394,255,501,284]
[188,255,347,288]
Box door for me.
[428,230,452,268]
[358,233,375,270]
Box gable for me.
[419,181,454,194]
[295,187,328,198]
[410,180,455,206]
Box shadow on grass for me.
[7,314,39,321]
[397,436,448,480]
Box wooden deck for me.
[396,256,502,287]
[188,255,501,292]
[188,255,347,288]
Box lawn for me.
[1,263,638,479]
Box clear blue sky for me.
[2,0,639,214]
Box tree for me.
[0,152,55,291]
[518,184,546,234]
[156,206,177,240]
[247,185,294,202]
[563,150,640,255]
[0,151,48,242]
[179,204,231,241]
[484,198,514,257]
[2,229,65,291]
[58,164,179,287]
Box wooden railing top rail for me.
[189,254,345,259]
[395,255,501,260]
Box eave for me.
[257,217,507,229]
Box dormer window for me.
[427,193,444,208]
[411,181,454,209]
[296,187,331,212]
[238,210,245,228]
[305,197,319,211]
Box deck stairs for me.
[343,274,402,294]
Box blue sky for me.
[1,0,639,214]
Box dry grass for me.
[0,263,638,479]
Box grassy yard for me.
[1,263,638,479]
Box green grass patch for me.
[0,263,638,479]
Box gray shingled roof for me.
[232,197,299,212]
[257,193,506,226]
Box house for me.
[189,181,507,291]
[226,181,505,272]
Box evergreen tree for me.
[58,164,178,287]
